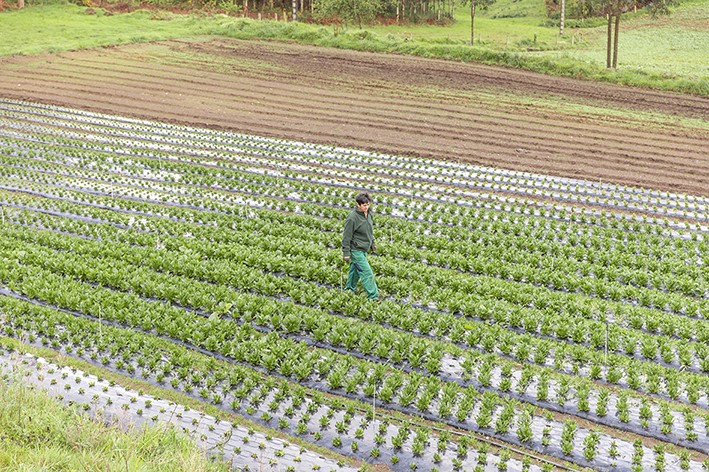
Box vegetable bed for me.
[0,98,708,472]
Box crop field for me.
[1,38,708,197]
[1,95,708,472]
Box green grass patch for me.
[0,362,229,471]
[366,0,556,46]
[0,336,360,468]
[0,2,214,55]
[531,0,709,83]
[0,0,707,95]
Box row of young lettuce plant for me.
[0,182,705,336]
[1,157,705,327]
[0,347,358,472]
[2,113,708,239]
[3,138,705,273]
[0,153,709,334]
[0,308,530,472]
[0,153,707,321]
[1,167,707,354]
[1,101,708,470]
[0,291,704,472]
[2,100,704,262]
[2,200,709,421]
[2,187,709,386]
[1,212,708,390]
[1,138,707,273]
[0,291,594,472]
[2,99,708,223]
[3,204,708,394]
[1,182,708,394]
[2,114,707,255]
[1,224,707,452]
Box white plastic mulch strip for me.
[1,98,707,229]
[0,350,356,472]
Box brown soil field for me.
[1,37,708,196]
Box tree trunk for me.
[606,12,613,68]
[356,0,361,28]
[470,0,476,45]
[612,8,621,68]
[244,0,248,15]
[559,0,565,36]
[292,0,296,20]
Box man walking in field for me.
[342,192,379,301]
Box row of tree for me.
[263,0,679,69]
[314,0,458,26]
[237,0,458,24]
[2,0,678,69]
[470,0,677,68]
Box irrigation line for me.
[352,408,579,472]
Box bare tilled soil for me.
[1,37,708,196]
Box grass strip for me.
[0,353,230,471]
[0,336,362,469]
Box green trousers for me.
[345,250,379,300]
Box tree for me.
[315,0,380,27]
[463,0,496,45]
[588,0,679,68]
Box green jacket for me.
[342,208,375,258]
